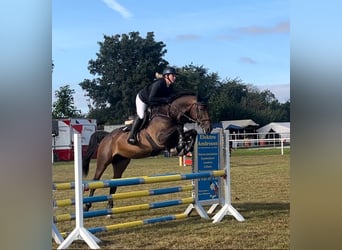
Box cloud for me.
[176,34,201,41]
[239,57,256,64]
[102,0,133,19]
[239,21,290,35]
[216,34,238,41]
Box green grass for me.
[52,149,290,249]
[232,147,290,156]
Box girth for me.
[143,132,164,156]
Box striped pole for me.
[91,213,188,233]
[52,170,225,191]
[61,213,188,238]
[54,185,192,208]
[54,197,194,223]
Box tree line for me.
[52,31,289,126]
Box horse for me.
[82,93,212,212]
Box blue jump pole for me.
[52,170,225,191]
[53,185,192,208]
[53,197,194,223]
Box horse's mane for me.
[169,91,197,102]
[169,91,209,105]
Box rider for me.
[127,66,178,145]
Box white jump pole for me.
[212,131,245,223]
[57,133,101,249]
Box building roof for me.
[221,119,259,130]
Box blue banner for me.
[196,134,220,201]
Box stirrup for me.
[127,137,137,145]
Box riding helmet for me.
[162,67,178,75]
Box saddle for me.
[121,108,153,132]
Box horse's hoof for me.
[83,204,92,212]
[106,214,113,219]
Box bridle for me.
[149,97,211,129]
[168,102,210,128]
[185,102,211,128]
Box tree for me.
[206,78,290,124]
[80,31,168,124]
[208,78,248,121]
[52,84,81,118]
[176,64,220,100]
[77,31,289,125]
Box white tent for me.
[221,119,259,130]
[257,122,290,139]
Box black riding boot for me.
[127,117,143,145]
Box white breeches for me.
[136,95,147,119]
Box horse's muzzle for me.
[202,122,212,134]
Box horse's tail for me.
[82,130,110,177]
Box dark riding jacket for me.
[138,78,174,106]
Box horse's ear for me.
[197,96,209,105]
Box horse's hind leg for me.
[84,154,112,212]
[84,187,96,212]
[107,155,130,211]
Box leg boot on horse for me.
[176,128,186,156]
[127,116,143,145]
[183,129,197,154]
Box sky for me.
[53,0,289,114]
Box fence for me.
[229,132,290,148]
[52,131,244,249]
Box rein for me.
[143,98,210,152]
[148,97,210,128]
[148,106,172,121]
[168,102,210,127]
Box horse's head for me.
[169,94,212,134]
[188,101,212,134]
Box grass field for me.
[52,147,290,249]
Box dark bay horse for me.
[82,94,212,211]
